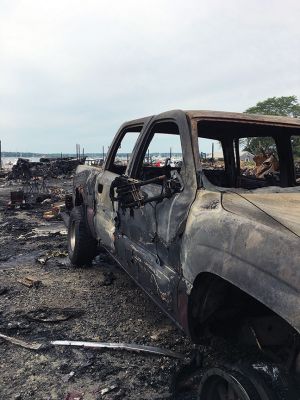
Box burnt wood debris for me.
[7,157,85,180]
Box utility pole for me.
[102,146,105,161]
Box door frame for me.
[94,117,152,250]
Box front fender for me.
[72,166,102,237]
[73,166,101,206]
[181,192,300,334]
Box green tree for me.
[243,96,300,155]
[245,95,300,117]
[243,137,277,155]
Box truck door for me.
[94,122,146,252]
[114,113,198,316]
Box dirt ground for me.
[0,177,201,400]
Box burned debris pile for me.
[241,153,280,179]
[7,157,85,180]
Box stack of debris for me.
[241,153,280,179]
[7,157,85,180]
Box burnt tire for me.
[198,367,272,400]
[198,363,296,400]
[68,205,97,266]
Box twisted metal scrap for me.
[51,340,185,359]
[0,332,185,360]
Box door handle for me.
[98,183,103,193]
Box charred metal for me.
[67,110,300,383]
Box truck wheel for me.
[68,205,97,266]
[198,367,273,400]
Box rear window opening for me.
[236,136,280,189]
[197,120,300,189]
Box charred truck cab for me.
[67,110,300,399]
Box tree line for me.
[244,95,300,160]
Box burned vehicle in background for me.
[67,110,300,399]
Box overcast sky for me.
[1,0,300,153]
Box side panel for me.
[115,111,198,316]
[114,183,179,309]
[114,233,178,311]
[181,190,300,334]
[117,184,158,253]
[94,170,118,250]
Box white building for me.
[240,151,254,162]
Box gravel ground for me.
[0,178,199,400]
[1,177,298,399]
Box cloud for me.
[0,0,299,152]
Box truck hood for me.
[222,192,300,238]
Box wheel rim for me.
[199,369,253,400]
[70,220,76,252]
[208,377,249,400]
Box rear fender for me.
[181,205,300,335]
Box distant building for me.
[240,151,254,162]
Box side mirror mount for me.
[110,175,181,210]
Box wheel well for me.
[188,272,298,367]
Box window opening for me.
[238,136,280,187]
[198,137,226,186]
[138,122,183,185]
[108,127,142,174]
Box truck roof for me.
[124,110,300,129]
[186,110,300,128]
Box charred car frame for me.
[67,110,300,397]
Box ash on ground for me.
[0,176,199,400]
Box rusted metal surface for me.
[254,153,280,178]
[186,110,300,128]
[69,110,300,375]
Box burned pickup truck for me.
[67,110,300,399]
